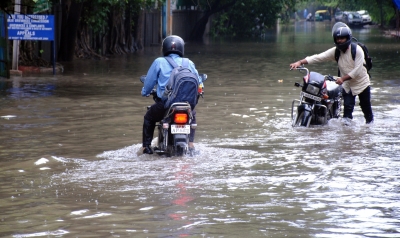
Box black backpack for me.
[335,38,372,73]
[162,56,199,110]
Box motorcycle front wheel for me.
[291,100,300,127]
[294,110,312,127]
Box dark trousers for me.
[142,100,197,147]
[342,86,374,123]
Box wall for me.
[172,10,203,41]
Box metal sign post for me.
[12,0,21,71]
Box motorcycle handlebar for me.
[325,75,338,82]
[290,67,338,82]
[199,73,207,82]
[290,66,309,76]
[140,75,146,83]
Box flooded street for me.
[1,22,400,237]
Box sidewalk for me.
[10,65,64,76]
[385,30,400,37]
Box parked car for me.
[315,10,331,21]
[335,11,343,21]
[342,11,363,26]
[357,10,372,25]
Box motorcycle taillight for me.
[174,113,188,124]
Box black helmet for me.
[162,35,184,57]
[333,26,352,52]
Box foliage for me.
[0,0,45,14]
[81,0,157,34]
[210,12,233,37]
[210,0,284,37]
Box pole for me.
[52,41,55,75]
[12,0,21,70]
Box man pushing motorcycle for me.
[289,23,374,125]
[141,35,203,154]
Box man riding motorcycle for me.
[141,35,203,154]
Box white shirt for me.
[305,45,370,95]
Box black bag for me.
[162,56,199,110]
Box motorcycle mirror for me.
[140,75,146,83]
[200,73,208,82]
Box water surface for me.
[1,22,400,237]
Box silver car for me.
[343,11,363,26]
[357,10,372,25]
[335,11,343,21]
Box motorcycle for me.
[140,74,207,156]
[290,66,342,127]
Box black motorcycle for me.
[140,74,207,156]
[291,66,342,127]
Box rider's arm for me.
[141,59,161,96]
[289,58,308,69]
[188,60,202,84]
[290,47,335,69]
[336,74,352,85]
[336,46,365,85]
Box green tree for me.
[59,0,151,61]
[210,0,284,37]
[188,0,238,41]
[1,0,398,65]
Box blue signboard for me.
[7,14,54,41]
[394,0,400,9]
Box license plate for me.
[171,125,190,134]
[301,92,321,102]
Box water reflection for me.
[0,23,400,237]
[0,77,56,99]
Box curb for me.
[10,65,64,76]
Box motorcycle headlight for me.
[306,84,320,95]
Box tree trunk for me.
[105,6,130,55]
[58,0,83,61]
[189,11,212,41]
[189,0,237,42]
[134,9,145,50]
[125,2,136,52]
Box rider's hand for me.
[289,61,301,70]
[336,77,344,85]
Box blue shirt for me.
[141,54,202,98]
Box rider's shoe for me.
[342,117,352,126]
[189,146,198,156]
[143,146,153,154]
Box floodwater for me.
[1,21,400,237]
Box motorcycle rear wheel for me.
[175,146,185,157]
[166,145,174,157]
